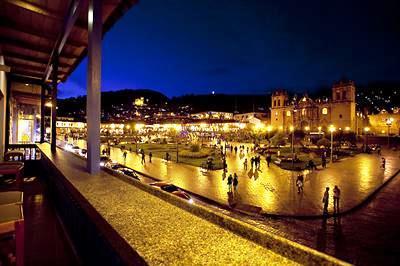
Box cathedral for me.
[270,80,363,134]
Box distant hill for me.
[170,93,269,113]
[58,89,169,120]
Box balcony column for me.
[51,56,58,152]
[86,0,102,174]
[3,74,11,157]
[40,84,46,143]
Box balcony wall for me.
[0,55,6,160]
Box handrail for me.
[6,144,41,161]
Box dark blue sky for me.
[58,0,400,98]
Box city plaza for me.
[0,1,399,266]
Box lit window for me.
[275,111,278,116]
[302,108,306,116]
[322,108,328,115]
[286,110,291,117]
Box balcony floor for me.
[0,174,79,266]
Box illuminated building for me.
[270,80,366,134]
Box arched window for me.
[286,110,291,117]
[302,108,306,116]
[322,108,328,115]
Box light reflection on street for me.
[65,137,399,216]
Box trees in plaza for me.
[317,137,330,148]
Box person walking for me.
[166,152,170,161]
[243,158,248,170]
[234,146,238,154]
[377,145,381,156]
[266,153,272,167]
[149,152,153,163]
[322,187,330,215]
[333,185,341,213]
[250,157,255,168]
[381,157,386,169]
[123,151,127,163]
[296,174,304,193]
[141,151,146,164]
[227,174,233,192]
[233,173,238,191]
[322,154,327,168]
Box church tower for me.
[271,90,289,129]
[331,80,356,131]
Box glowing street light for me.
[364,126,370,149]
[386,117,394,147]
[329,125,336,164]
[289,125,295,169]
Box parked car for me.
[116,167,140,180]
[100,156,112,167]
[107,163,125,170]
[79,149,87,157]
[149,182,193,203]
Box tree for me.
[317,137,330,148]
[270,132,286,147]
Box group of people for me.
[227,173,239,192]
[122,148,153,164]
[322,185,341,215]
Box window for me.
[339,114,343,119]
[286,110,291,117]
[302,108,306,116]
[342,91,347,100]
[274,100,276,107]
[336,92,341,100]
[278,99,281,106]
[322,108,328,115]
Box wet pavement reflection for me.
[69,139,399,216]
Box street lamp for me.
[364,127,370,150]
[386,118,394,147]
[290,125,294,169]
[329,125,336,163]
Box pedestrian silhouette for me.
[227,174,233,192]
[233,173,238,191]
[333,185,340,213]
[322,187,330,215]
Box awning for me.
[0,0,138,84]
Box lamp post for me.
[364,127,370,151]
[386,118,393,147]
[329,125,336,163]
[290,125,294,169]
[267,125,273,147]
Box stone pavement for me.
[72,139,400,216]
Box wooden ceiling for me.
[0,0,138,84]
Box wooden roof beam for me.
[3,0,87,31]
[0,20,86,48]
[2,51,71,68]
[0,37,78,60]
[44,0,83,81]
[8,62,69,75]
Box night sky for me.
[58,0,400,98]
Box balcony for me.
[0,143,349,265]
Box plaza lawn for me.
[116,143,224,170]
